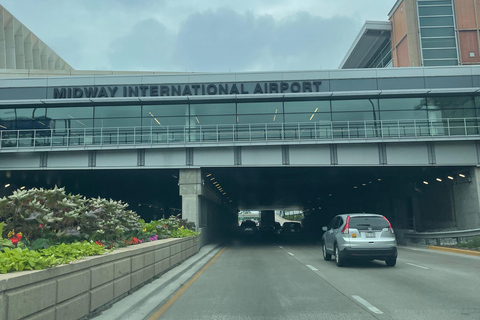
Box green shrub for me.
[0,241,105,274]
[458,237,480,250]
[171,228,199,238]
[0,187,142,244]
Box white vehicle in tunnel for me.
[322,213,397,267]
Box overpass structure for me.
[0,67,479,238]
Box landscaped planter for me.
[0,236,199,320]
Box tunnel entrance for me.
[0,165,475,245]
[204,166,473,240]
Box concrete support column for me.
[24,33,34,69]
[32,39,41,69]
[179,169,203,230]
[453,167,480,229]
[5,17,15,69]
[14,25,25,69]
[0,8,6,69]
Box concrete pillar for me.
[0,8,6,69]
[32,39,41,69]
[14,24,25,69]
[453,167,480,229]
[24,33,33,69]
[5,17,15,69]
[179,169,203,230]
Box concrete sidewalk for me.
[91,243,223,320]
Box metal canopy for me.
[339,21,392,69]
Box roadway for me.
[150,241,480,320]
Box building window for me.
[417,0,459,66]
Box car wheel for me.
[385,258,396,267]
[335,245,345,267]
[322,243,331,261]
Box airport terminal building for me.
[1,1,480,233]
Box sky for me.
[1,0,396,73]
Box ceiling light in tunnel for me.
[4,184,10,188]
[423,181,429,185]
[459,174,466,178]
[436,178,442,182]
[378,179,382,181]
[353,186,358,189]
[138,204,141,206]
[210,178,215,181]
[329,194,332,196]
[448,176,454,180]
[362,184,366,186]
[206,174,211,177]
[20,186,25,190]
[223,193,226,195]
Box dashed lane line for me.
[306,265,318,271]
[287,252,294,256]
[352,295,384,315]
[405,262,429,269]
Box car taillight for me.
[383,216,394,234]
[341,216,350,234]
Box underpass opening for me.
[203,166,475,244]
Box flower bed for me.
[0,187,198,274]
[0,236,199,320]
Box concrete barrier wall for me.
[0,237,199,320]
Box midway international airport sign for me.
[52,80,323,99]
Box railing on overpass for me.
[1,117,479,149]
[404,228,480,246]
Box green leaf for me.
[30,238,48,251]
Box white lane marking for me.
[405,262,429,269]
[279,246,283,249]
[287,252,294,256]
[306,265,318,271]
[352,295,383,315]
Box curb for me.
[92,243,224,320]
[427,245,480,257]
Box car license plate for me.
[366,233,375,238]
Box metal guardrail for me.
[404,228,480,246]
[1,117,479,150]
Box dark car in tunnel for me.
[239,220,259,239]
[280,222,303,238]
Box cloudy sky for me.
[1,0,396,72]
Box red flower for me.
[164,225,167,228]
[10,234,22,245]
[39,224,43,229]
[95,241,104,247]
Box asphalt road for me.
[153,241,480,320]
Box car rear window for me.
[349,216,389,230]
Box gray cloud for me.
[108,19,176,71]
[173,8,361,72]
[1,0,394,72]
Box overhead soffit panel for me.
[340,21,392,69]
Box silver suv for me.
[322,213,397,267]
